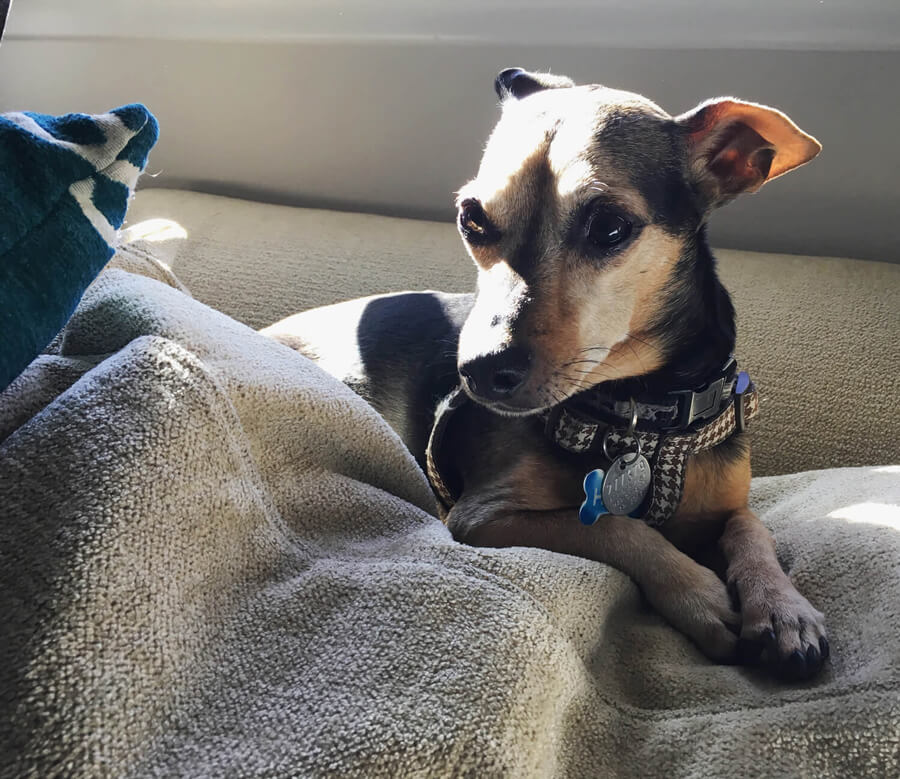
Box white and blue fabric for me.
[0,104,158,391]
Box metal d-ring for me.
[625,397,638,437]
[602,398,641,464]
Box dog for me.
[263,68,828,680]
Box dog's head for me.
[455,68,820,414]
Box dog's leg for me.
[449,501,740,661]
[719,508,828,679]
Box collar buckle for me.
[668,376,727,430]
[663,356,737,431]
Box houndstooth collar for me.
[540,357,758,524]
[425,357,759,526]
[545,356,742,439]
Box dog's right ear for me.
[494,68,575,100]
[676,98,821,210]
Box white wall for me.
[2,1,898,261]
[9,0,900,49]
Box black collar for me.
[544,356,741,438]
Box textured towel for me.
[1,258,898,778]
[0,104,158,391]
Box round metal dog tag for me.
[601,454,651,516]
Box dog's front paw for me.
[729,567,828,681]
[445,506,482,544]
[444,503,515,548]
[644,562,740,663]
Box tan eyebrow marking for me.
[581,183,651,223]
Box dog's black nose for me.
[459,347,531,402]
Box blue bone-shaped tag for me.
[579,468,608,525]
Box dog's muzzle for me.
[458,346,532,403]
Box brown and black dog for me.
[264,69,828,680]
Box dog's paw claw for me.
[776,644,824,681]
[731,571,829,681]
[787,649,806,674]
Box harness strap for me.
[425,387,467,514]
[425,378,759,525]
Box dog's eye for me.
[458,199,498,245]
[585,209,632,248]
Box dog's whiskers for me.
[622,332,649,373]
[625,331,652,348]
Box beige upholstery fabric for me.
[126,189,900,477]
[2,260,898,777]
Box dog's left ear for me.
[494,68,575,100]
[677,98,821,209]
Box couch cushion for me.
[124,188,900,477]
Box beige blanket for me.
[1,263,898,778]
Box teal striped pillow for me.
[0,104,158,391]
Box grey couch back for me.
[126,189,900,477]
[1,1,898,262]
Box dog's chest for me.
[440,400,602,511]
